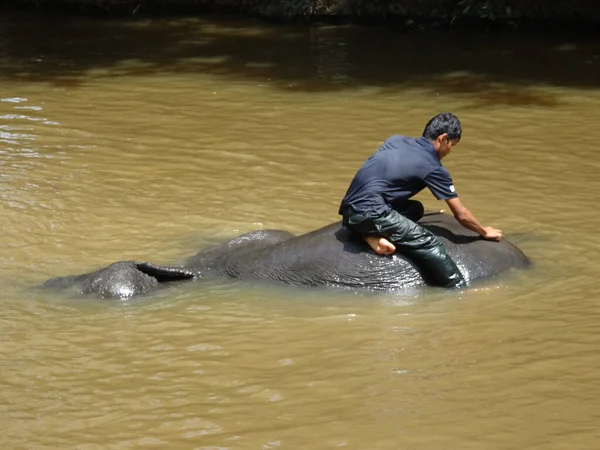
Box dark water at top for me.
[1,11,600,449]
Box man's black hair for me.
[422,112,462,141]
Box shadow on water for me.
[1,10,600,106]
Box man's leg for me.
[374,210,467,288]
[364,235,396,255]
[342,207,397,255]
[367,200,425,255]
[393,200,425,223]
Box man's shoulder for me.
[378,135,416,155]
[427,165,452,178]
[382,134,411,146]
[382,135,437,162]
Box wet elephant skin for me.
[43,213,530,299]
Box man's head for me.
[423,112,462,160]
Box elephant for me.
[42,212,530,299]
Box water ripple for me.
[1,14,600,450]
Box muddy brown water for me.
[1,11,600,449]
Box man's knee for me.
[415,231,444,252]
[396,221,442,250]
[391,200,424,223]
[406,200,424,222]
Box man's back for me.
[339,135,449,216]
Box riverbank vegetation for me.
[5,0,600,28]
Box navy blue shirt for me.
[339,135,458,216]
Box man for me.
[338,112,503,289]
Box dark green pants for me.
[342,201,467,289]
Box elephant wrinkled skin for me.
[43,213,530,299]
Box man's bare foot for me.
[365,236,396,255]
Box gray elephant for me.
[43,212,530,299]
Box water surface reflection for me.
[1,11,600,450]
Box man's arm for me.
[445,197,503,241]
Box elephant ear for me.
[134,262,195,282]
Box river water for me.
[1,10,600,449]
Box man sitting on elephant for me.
[339,112,503,289]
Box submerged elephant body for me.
[43,213,530,299]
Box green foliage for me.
[457,0,492,19]
[6,0,600,24]
[454,0,514,21]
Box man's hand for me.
[445,197,503,241]
[482,226,503,241]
